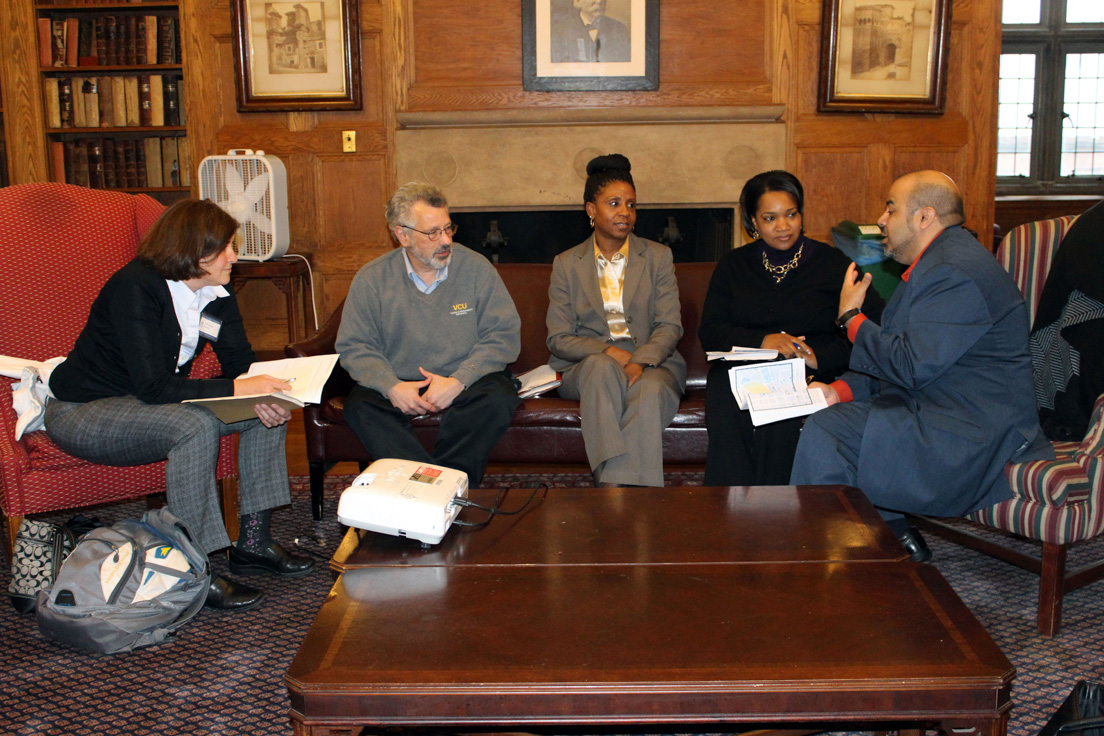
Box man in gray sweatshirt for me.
[336,182,522,487]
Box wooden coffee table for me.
[329,484,907,572]
[287,486,1013,736]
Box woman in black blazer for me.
[46,199,313,612]
[699,170,884,486]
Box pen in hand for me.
[781,330,807,353]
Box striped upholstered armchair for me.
[914,215,1104,637]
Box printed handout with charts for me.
[183,353,339,423]
[726,357,828,426]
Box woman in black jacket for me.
[699,170,884,486]
[46,199,313,612]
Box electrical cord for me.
[283,253,319,331]
[450,484,547,530]
[291,532,332,560]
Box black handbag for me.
[8,518,76,614]
[8,514,103,614]
[1039,681,1104,736]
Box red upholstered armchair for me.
[913,215,1104,636]
[0,183,237,556]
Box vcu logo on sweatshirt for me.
[450,302,473,316]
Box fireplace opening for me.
[452,206,735,265]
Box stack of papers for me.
[726,357,828,426]
[706,346,780,361]
[516,364,561,399]
[183,354,339,423]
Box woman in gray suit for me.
[546,154,686,486]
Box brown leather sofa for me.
[286,261,716,519]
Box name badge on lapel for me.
[199,314,222,342]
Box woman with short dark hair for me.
[46,198,313,612]
[699,170,884,486]
[137,198,240,281]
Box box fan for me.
[197,149,289,261]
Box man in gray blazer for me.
[791,171,1053,560]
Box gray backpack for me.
[36,508,210,654]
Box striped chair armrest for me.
[1002,447,1090,507]
[969,393,1104,544]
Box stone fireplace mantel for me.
[394,106,787,224]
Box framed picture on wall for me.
[230,0,362,112]
[522,0,660,92]
[817,0,952,114]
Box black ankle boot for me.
[228,540,315,577]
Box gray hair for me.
[906,176,965,227]
[385,181,448,231]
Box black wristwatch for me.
[835,308,862,331]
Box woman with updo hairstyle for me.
[698,170,884,486]
[46,198,315,613]
[546,153,686,486]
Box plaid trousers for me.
[45,396,290,554]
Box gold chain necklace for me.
[761,241,804,283]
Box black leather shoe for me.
[898,526,933,563]
[204,575,264,612]
[228,540,316,578]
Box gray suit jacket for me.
[546,235,687,389]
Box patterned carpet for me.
[1,472,1102,736]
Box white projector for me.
[336,458,468,545]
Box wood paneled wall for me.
[404,0,777,110]
[0,0,1004,353]
[790,0,1000,243]
[181,0,397,349]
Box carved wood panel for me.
[795,147,870,239]
[790,0,1000,249]
[405,0,775,110]
[182,0,395,351]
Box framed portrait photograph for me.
[231,0,362,112]
[522,0,660,92]
[817,0,952,114]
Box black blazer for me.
[698,237,885,383]
[50,258,255,404]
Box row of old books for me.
[37,0,157,5]
[50,136,191,190]
[43,74,184,129]
[38,13,180,68]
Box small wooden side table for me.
[231,255,316,344]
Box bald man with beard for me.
[790,171,1053,561]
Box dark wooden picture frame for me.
[231,0,361,112]
[817,0,951,114]
[522,0,659,92]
